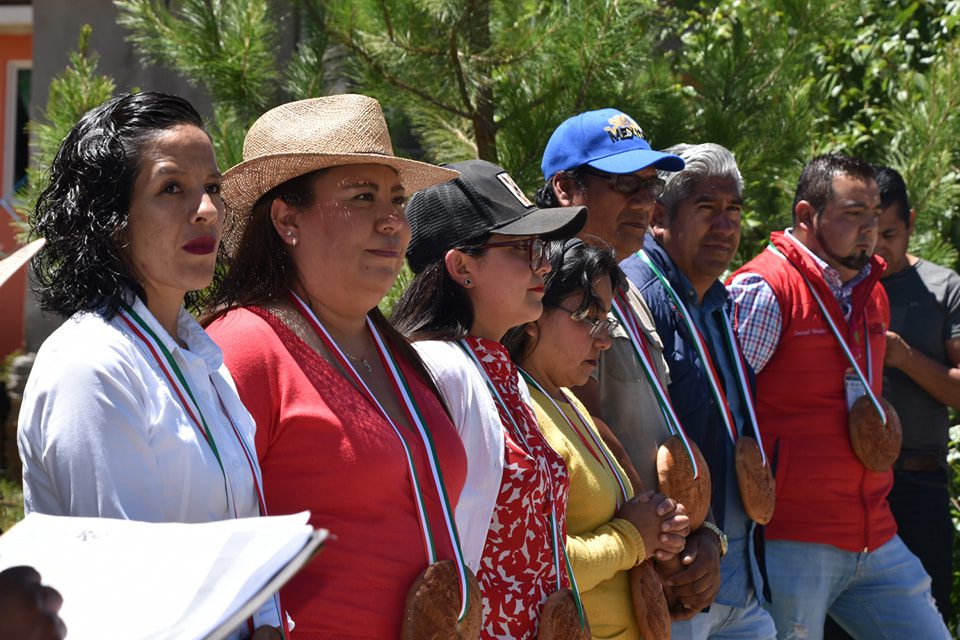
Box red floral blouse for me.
[465,336,571,640]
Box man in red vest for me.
[727,154,948,640]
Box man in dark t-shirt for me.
[873,166,960,622]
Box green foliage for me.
[325,0,678,188]
[16,25,115,236]
[0,477,23,532]
[114,0,329,168]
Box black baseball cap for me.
[406,159,587,274]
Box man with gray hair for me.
[618,142,776,639]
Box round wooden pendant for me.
[848,395,902,472]
[537,588,591,640]
[657,435,712,530]
[734,436,776,525]
[630,560,671,639]
[401,560,482,639]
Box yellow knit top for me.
[529,385,646,640]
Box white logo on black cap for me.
[496,171,534,208]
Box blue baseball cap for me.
[541,108,685,180]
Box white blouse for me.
[414,339,534,573]
[19,296,262,523]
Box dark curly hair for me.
[30,91,208,319]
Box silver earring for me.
[464,278,472,286]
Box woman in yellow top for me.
[506,238,690,639]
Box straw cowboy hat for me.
[221,94,459,232]
[0,238,44,289]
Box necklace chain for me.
[342,343,373,372]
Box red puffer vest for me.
[730,231,894,552]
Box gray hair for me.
[657,143,743,219]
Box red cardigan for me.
[209,306,467,640]
[731,232,894,552]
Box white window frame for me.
[4,59,30,199]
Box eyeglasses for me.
[483,237,546,271]
[584,169,666,198]
[557,304,620,338]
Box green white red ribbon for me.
[609,290,702,477]
[118,304,286,636]
[637,249,748,451]
[765,245,885,423]
[289,292,471,620]
[457,340,586,628]
[519,369,630,507]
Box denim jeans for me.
[671,593,777,640]
[764,536,949,640]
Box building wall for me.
[24,0,299,351]
[0,31,29,358]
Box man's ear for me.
[907,209,917,232]
[270,198,300,247]
[650,201,668,239]
[794,200,816,232]
[552,173,581,207]
[444,248,474,287]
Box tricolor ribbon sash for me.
[289,292,471,620]
[457,340,586,628]
[520,370,630,507]
[608,290,702,477]
[119,304,285,636]
[637,250,768,463]
[765,245,886,423]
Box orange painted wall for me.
[0,34,32,360]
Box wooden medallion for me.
[537,588,591,640]
[734,436,775,525]
[656,435,711,530]
[401,560,482,639]
[848,395,902,472]
[630,560,671,639]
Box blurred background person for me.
[872,165,959,623]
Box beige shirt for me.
[593,279,673,492]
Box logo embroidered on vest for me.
[791,327,829,337]
[604,113,645,143]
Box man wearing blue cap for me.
[540,112,756,637]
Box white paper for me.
[0,511,325,640]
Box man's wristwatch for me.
[700,521,728,558]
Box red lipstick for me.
[183,236,217,255]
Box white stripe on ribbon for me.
[766,246,886,422]
[608,293,701,478]
[289,292,470,619]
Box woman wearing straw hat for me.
[390,159,592,639]
[205,95,480,639]
[18,92,283,638]
[504,238,690,640]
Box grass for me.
[0,476,23,533]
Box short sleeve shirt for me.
[881,259,960,459]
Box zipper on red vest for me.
[859,468,870,551]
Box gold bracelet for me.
[700,521,728,558]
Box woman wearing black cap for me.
[391,159,590,639]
